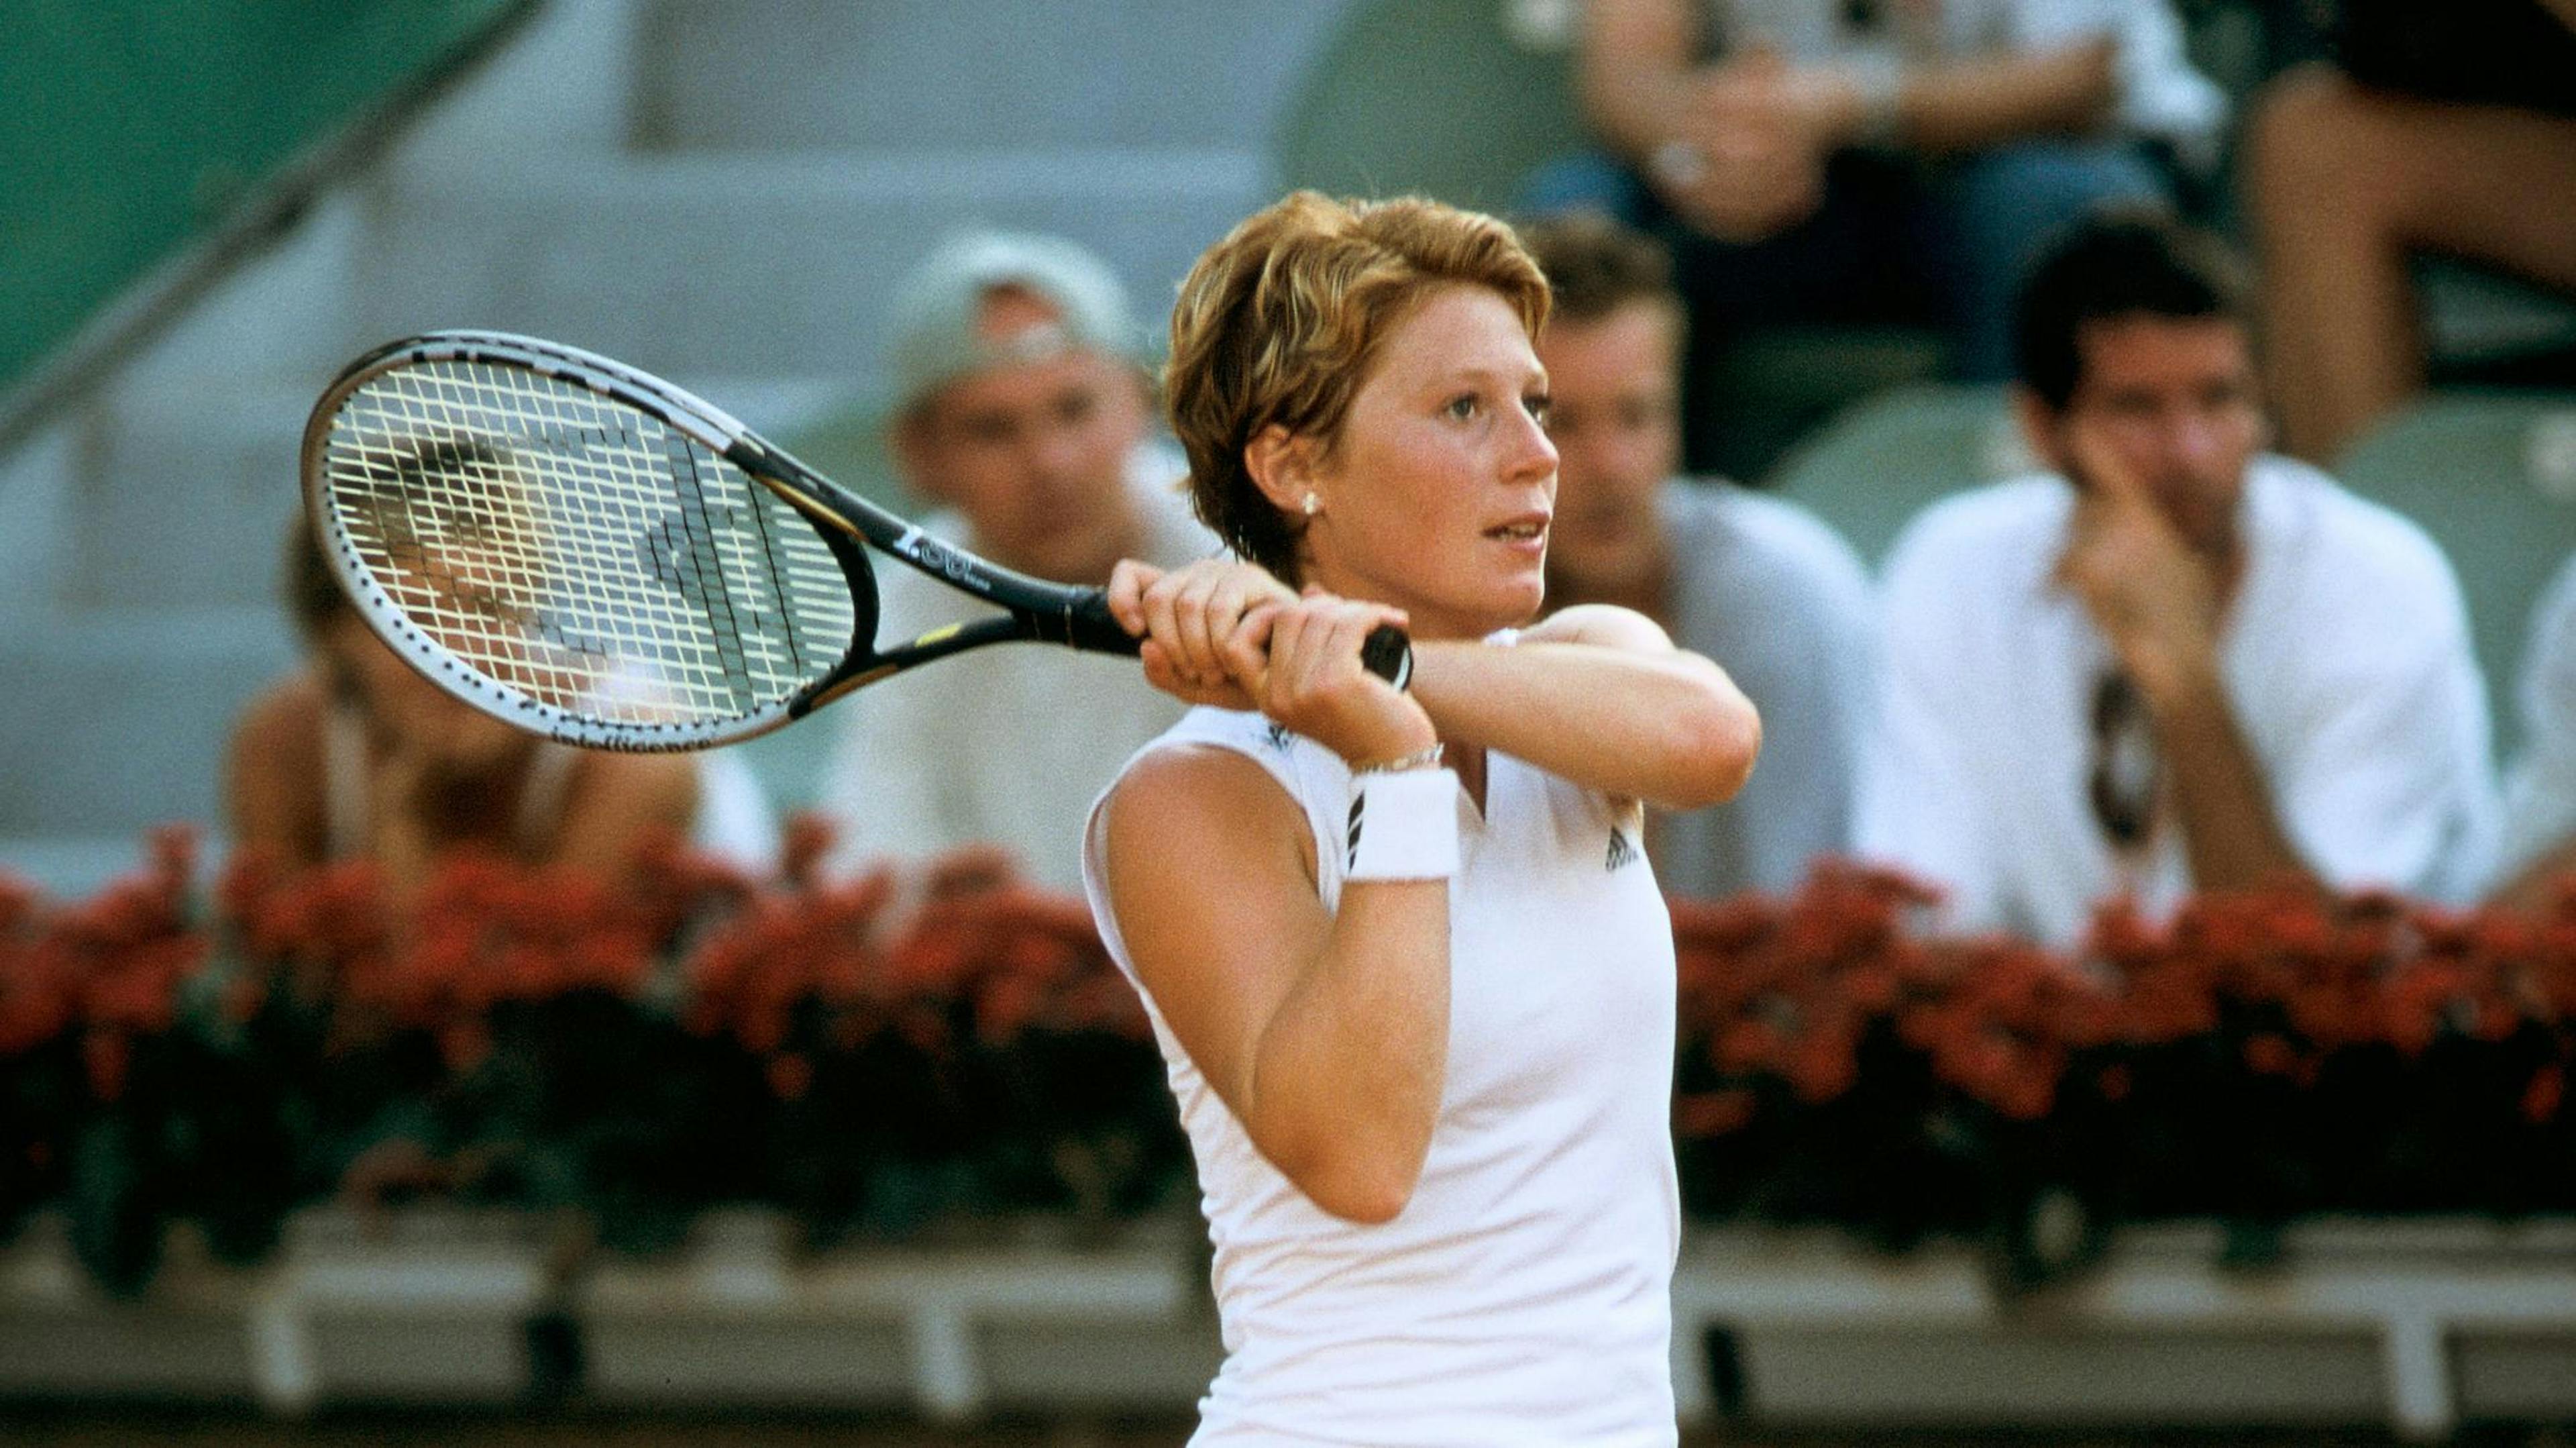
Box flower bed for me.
[1672,864,2576,1288]
[3,831,2571,1297]
[0,823,1181,1295]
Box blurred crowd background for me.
[3,0,2574,1443]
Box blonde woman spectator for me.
[227,521,773,902]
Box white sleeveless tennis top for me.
[1082,705,1682,1446]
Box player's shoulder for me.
[1104,717,1311,864]
[1140,703,1295,756]
[1114,707,1300,796]
[1158,701,1332,784]
[1114,736,1273,804]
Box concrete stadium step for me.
[0,417,77,622]
[350,148,1268,382]
[2424,263,2576,369]
[0,611,297,837]
[5,195,366,617]
[64,378,317,615]
[105,191,379,411]
[630,0,1351,154]
[64,370,858,613]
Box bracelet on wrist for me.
[1353,742,1445,776]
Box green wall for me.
[1273,0,1585,215]
[0,0,529,393]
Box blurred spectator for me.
[2489,554,2576,911]
[1529,0,2223,468]
[226,521,775,903]
[816,231,1214,894]
[1859,209,2496,944]
[1519,211,1872,897]
[2244,0,2576,462]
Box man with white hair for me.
[817,232,1212,892]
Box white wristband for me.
[1344,768,1460,882]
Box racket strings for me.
[341,380,713,705]
[320,360,855,731]
[661,431,768,703]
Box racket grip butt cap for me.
[1359,625,1413,691]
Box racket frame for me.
[303,330,1406,754]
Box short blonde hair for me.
[1164,191,1550,583]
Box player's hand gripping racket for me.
[299,330,1411,751]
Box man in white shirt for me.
[1859,209,2497,945]
[816,231,1212,892]
[1518,211,1873,898]
[2489,556,2576,911]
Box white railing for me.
[3,1208,2571,1437]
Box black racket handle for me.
[1356,624,1415,689]
[1065,590,1413,690]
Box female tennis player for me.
[1083,192,1762,1444]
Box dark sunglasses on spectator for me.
[2088,671,2160,849]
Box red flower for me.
[439,1021,492,1072]
[2523,1065,2565,1125]
[1784,1028,1860,1104]
[777,813,839,890]
[767,1052,815,1101]
[2243,1033,2300,1077]
[1674,1088,1758,1137]
[0,903,73,1055]
[81,1029,131,1101]
[1992,1069,2055,1123]
[1714,1019,1788,1074]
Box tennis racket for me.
[299,330,1410,752]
